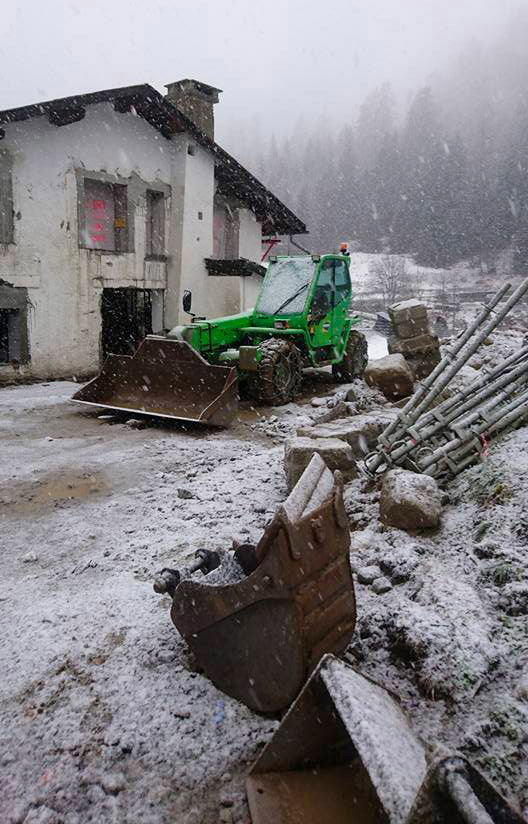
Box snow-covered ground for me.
[348,251,519,295]
[349,252,528,336]
[1,331,527,822]
[0,380,294,824]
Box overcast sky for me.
[0,0,522,148]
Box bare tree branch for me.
[368,255,410,306]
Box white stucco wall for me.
[0,102,265,379]
[238,208,264,311]
[176,143,215,324]
[0,103,174,379]
[206,276,240,319]
[205,207,264,319]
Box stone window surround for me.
[76,169,170,256]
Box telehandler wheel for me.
[254,338,303,405]
[333,330,368,382]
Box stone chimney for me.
[165,79,222,141]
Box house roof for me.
[0,84,306,236]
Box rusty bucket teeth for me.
[167,453,356,713]
[71,336,238,426]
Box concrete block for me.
[380,469,442,531]
[364,354,415,400]
[283,436,357,490]
[389,299,427,324]
[388,333,439,356]
[406,349,442,380]
[393,316,430,339]
[297,411,396,458]
[390,300,430,339]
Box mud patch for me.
[88,628,128,666]
[0,469,109,517]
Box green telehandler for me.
[72,253,368,426]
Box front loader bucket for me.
[71,336,238,426]
[246,654,524,824]
[169,454,356,712]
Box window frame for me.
[0,150,14,245]
[77,173,131,254]
[311,258,351,314]
[333,258,351,303]
[213,197,239,260]
[145,189,167,261]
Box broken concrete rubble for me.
[389,298,430,338]
[336,379,389,411]
[364,353,415,400]
[283,435,357,490]
[356,565,382,585]
[380,469,442,531]
[388,299,442,380]
[389,332,439,356]
[365,279,528,482]
[311,399,351,425]
[297,410,396,459]
[372,576,392,594]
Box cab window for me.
[334,260,351,302]
[312,259,334,315]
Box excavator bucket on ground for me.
[247,654,427,824]
[246,654,524,824]
[158,454,356,713]
[71,336,238,426]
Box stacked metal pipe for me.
[364,278,528,481]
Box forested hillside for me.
[227,9,528,271]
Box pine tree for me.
[334,124,360,247]
[360,129,402,252]
[499,97,528,273]
[356,83,395,171]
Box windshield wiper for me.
[273,282,309,315]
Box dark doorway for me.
[101,288,152,358]
[0,309,12,362]
[0,283,30,364]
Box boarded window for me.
[145,190,165,258]
[213,200,239,259]
[0,151,14,244]
[0,309,22,362]
[81,178,128,252]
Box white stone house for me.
[0,80,306,380]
